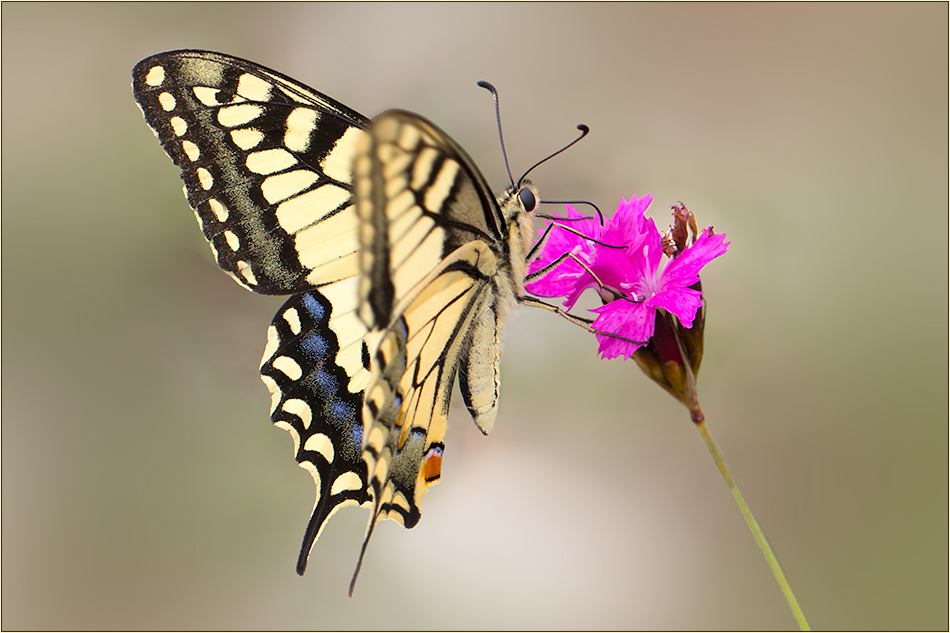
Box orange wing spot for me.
[422,447,443,482]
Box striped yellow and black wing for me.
[349,111,539,588]
[132,50,375,574]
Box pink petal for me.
[649,287,704,329]
[590,298,656,359]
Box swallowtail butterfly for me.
[132,50,547,592]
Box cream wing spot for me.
[303,433,335,463]
[301,461,321,493]
[144,65,165,86]
[385,171,408,200]
[231,128,264,150]
[158,92,176,111]
[217,103,263,128]
[272,355,303,380]
[181,140,200,162]
[366,423,387,454]
[330,472,363,495]
[191,197,205,230]
[335,331,370,381]
[376,141,398,165]
[386,188,416,220]
[388,204,422,244]
[391,214,437,266]
[304,253,361,286]
[192,86,221,106]
[392,231,445,293]
[383,152,418,183]
[285,107,319,152]
[170,116,187,136]
[196,167,213,190]
[283,307,302,335]
[236,73,272,101]
[391,491,411,512]
[318,276,361,316]
[246,148,298,175]
[224,230,240,251]
[208,198,229,222]
[282,398,313,430]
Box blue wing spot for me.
[314,367,339,397]
[299,330,329,361]
[328,399,356,425]
[300,292,326,322]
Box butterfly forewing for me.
[132,50,370,294]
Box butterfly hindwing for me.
[260,281,379,572]
[132,50,371,294]
[363,242,499,526]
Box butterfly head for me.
[499,178,540,237]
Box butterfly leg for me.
[524,249,629,302]
[526,220,625,263]
[517,295,647,346]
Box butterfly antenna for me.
[478,80,515,187]
[541,199,606,225]
[518,124,590,187]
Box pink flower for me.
[527,195,729,360]
[526,194,654,309]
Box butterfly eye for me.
[518,188,537,212]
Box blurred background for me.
[2,3,946,630]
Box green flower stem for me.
[694,418,811,631]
